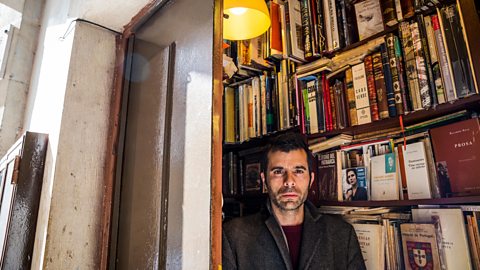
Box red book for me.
[429,118,480,196]
[323,74,333,131]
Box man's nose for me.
[283,171,296,187]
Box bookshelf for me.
[223,0,480,231]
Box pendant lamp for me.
[223,0,271,40]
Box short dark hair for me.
[346,168,357,184]
[261,132,313,175]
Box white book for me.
[403,142,432,199]
[351,62,372,125]
[412,208,472,270]
[352,223,385,270]
[306,80,319,134]
[327,0,340,51]
[370,153,399,201]
[287,0,305,61]
[238,85,245,142]
[281,60,290,128]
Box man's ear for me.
[261,172,266,185]
[309,172,315,188]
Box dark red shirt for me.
[282,224,303,270]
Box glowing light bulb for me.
[230,7,247,15]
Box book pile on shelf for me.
[314,115,480,202]
[317,205,480,269]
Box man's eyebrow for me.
[294,165,307,170]
[269,166,284,171]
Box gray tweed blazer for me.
[222,201,366,270]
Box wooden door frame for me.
[98,0,223,269]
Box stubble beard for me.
[268,186,307,212]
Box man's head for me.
[260,132,314,214]
[346,168,357,185]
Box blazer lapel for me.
[297,204,327,269]
[265,215,293,270]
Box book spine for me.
[300,0,313,59]
[372,51,390,119]
[335,0,346,49]
[364,55,380,121]
[339,0,351,47]
[324,74,333,131]
[327,0,340,51]
[431,14,456,102]
[352,62,372,125]
[323,0,333,52]
[302,86,311,133]
[307,80,319,134]
[424,15,446,104]
[386,33,404,115]
[410,21,432,109]
[417,14,439,106]
[380,43,398,117]
[399,22,421,111]
[401,0,415,19]
[315,0,327,53]
[394,36,412,113]
[440,5,476,98]
[333,79,348,129]
[315,74,326,132]
[345,67,358,126]
[394,0,403,21]
[329,84,337,130]
[382,0,399,27]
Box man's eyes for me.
[271,168,306,175]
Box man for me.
[222,132,366,270]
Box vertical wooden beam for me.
[211,0,224,268]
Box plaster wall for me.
[0,0,24,13]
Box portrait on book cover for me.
[342,167,368,201]
[436,161,452,197]
[385,153,396,173]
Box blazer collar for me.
[263,201,324,270]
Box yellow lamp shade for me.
[223,0,271,40]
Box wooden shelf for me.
[319,196,480,207]
[307,94,480,140]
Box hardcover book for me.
[412,208,472,270]
[370,152,399,201]
[372,51,389,119]
[385,33,404,115]
[355,0,385,41]
[380,43,397,117]
[352,62,372,125]
[364,55,379,121]
[317,150,340,201]
[410,21,432,109]
[429,118,480,196]
[399,21,422,111]
[400,223,442,270]
[345,67,358,126]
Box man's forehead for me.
[267,149,308,162]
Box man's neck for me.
[272,205,305,226]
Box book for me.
[352,223,385,270]
[317,150,340,201]
[355,0,385,41]
[380,43,397,117]
[364,55,379,121]
[345,67,358,126]
[429,118,480,196]
[385,33,404,115]
[300,0,314,58]
[424,15,446,104]
[286,0,306,61]
[224,86,236,143]
[370,153,400,201]
[351,62,372,125]
[381,0,398,27]
[431,14,456,102]
[400,223,442,270]
[332,79,348,129]
[440,4,476,98]
[372,52,389,119]
[412,208,472,270]
[399,21,422,111]
[402,141,432,199]
[410,21,432,109]
[401,0,415,18]
[342,167,368,201]
[417,14,439,106]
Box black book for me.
[380,43,397,117]
[440,4,476,98]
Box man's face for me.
[388,156,394,167]
[262,149,313,212]
[347,171,357,185]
